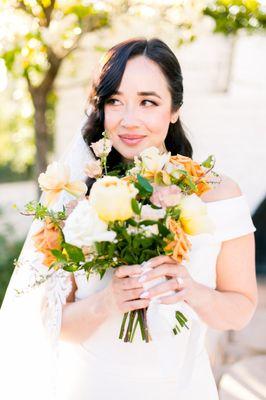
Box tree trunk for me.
[223,34,238,93]
[31,90,49,179]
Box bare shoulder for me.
[200,173,242,203]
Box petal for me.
[44,190,62,206]
[65,181,87,198]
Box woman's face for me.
[104,55,179,161]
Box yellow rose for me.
[179,194,214,235]
[38,162,87,206]
[89,176,138,222]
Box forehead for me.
[118,55,170,95]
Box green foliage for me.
[22,201,67,224]
[0,1,110,83]
[0,221,24,307]
[203,0,266,35]
[0,84,56,182]
[134,174,153,198]
[201,154,215,168]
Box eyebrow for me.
[114,90,162,99]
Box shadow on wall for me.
[253,196,266,275]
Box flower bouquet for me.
[20,133,219,342]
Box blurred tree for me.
[203,0,266,91]
[0,0,110,181]
[0,0,209,183]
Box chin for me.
[114,142,154,161]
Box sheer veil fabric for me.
[0,130,94,400]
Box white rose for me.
[139,146,171,172]
[140,204,166,221]
[90,138,112,158]
[63,199,116,247]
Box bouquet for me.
[20,132,220,342]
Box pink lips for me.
[119,134,146,146]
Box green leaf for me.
[127,218,138,226]
[139,220,158,226]
[63,264,79,272]
[131,198,141,215]
[63,242,85,263]
[158,222,170,237]
[201,155,214,168]
[50,249,67,262]
[137,174,153,194]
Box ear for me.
[170,110,179,124]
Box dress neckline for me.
[203,194,244,206]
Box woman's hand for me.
[138,255,210,310]
[105,264,150,314]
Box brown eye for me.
[141,100,158,106]
[106,98,120,105]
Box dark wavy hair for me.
[82,37,193,174]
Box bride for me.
[0,38,257,400]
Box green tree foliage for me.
[0,217,24,306]
[0,1,110,181]
[203,0,266,35]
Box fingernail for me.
[138,275,147,283]
[140,291,149,299]
[141,261,152,269]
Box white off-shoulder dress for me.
[55,195,256,400]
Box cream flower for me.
[90,138,112,158]
[89,176,138,222]
[139,146,171,173]
[179,194,214,235]
[164,161,185,179]
[63,199,116,247]
[38,162,87,206]
[140,204,166,221]
[84,160,102,178]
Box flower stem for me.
[119,312,129,339]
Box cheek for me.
[104,108,117,131]
[145,108,172,136]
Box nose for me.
[120,106,140,129]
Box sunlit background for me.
[0,1,266,398]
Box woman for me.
[55,38,257,399]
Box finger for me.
[115,265,142,278]
[142,278,179,298]
[123,288,144,301]
[120,276,144,290]
[138,264,187,283]
[123,299,150,312]
[158,289,187,304]
[143,255,176,269]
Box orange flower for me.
[164,218,192,263]
[32,218,63,267]
[170,154,211,195]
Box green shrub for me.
[0,224,24,307]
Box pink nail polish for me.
[140,291,149,299]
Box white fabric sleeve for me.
[207,195,256,242]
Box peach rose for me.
[84,160,102,178]
[38,162,87,206]
[32,218,63,267]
